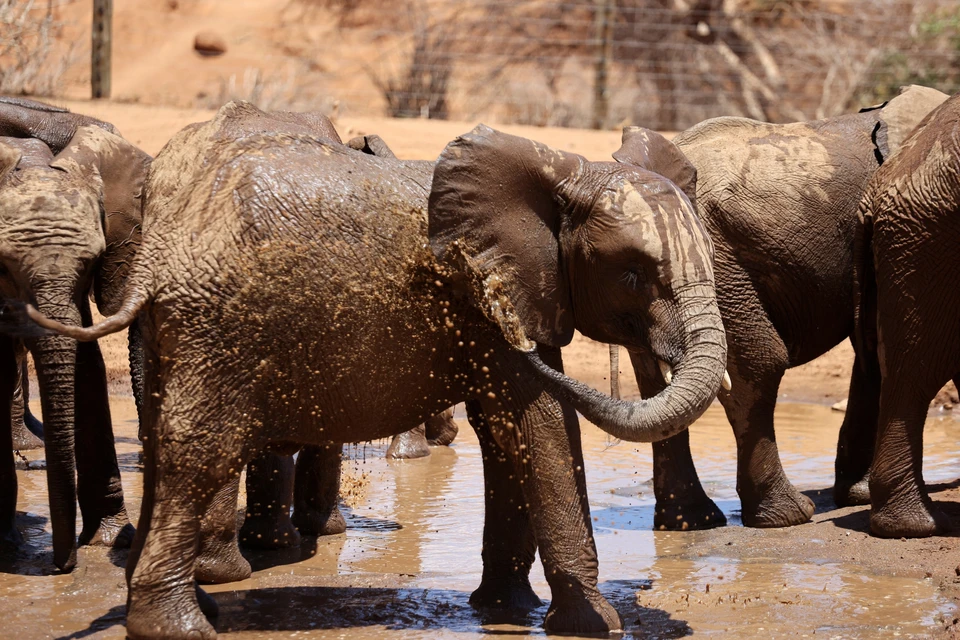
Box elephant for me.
[28,101,727,639]
[0,124,151,569]
[612,84,948,529]
[855,92,960,538]
[0,96,121,457]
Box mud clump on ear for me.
[436,240,535,353]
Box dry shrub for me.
[0,0,76,96]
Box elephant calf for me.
[0,111,150,569]
[30,102,727,639]
[856,92,960,538]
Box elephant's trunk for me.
[526,287,727,442]
[30,292,82,572]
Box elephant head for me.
[429,125,727,442]
[0,96,119,153]
[0,125,150,571]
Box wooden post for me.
[592,0,614,130]
[91,0,112,99]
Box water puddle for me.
[4,398,959,638]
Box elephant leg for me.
[425,407,458,446]
[292,444,346,536]
[196,475,251,583]
[239,451,301,549]
[0,337,21,546]
[480,346,620,634]
[11,347,42,451]
[464,399,541,611]
[386,423,431,459]
[74,331,134,548]
[868,370,945,538]
[126,414,230,640]
[834,348,881,507]
[632,351,725,531]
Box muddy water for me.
[4,398,960,638]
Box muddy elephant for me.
[855,93,960,538]
[30,101,727,638]
[613,84,948,529]
[0,123,150,570]
[0,96,122,457]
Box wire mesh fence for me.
[304,0,960,129]
[5,0,960,130]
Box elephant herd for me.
[0,85,957,638]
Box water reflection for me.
[4,397,958,638]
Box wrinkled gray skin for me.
[0,96,122,456]
[0,119,150,570]
[615,85,948,530]
[31,101,726,639]
[855,94,960,538]
[11,348,43,450]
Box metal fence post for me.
[91,0,112,98]
[592,0,614,130]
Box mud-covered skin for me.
[386,409,458,459]
[11,346,42,450]
[856,94,960,538]
[41,103,727,639]
[614,85,948,529]
[0,125,149,570]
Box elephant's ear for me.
[613,126,697,207]
[873,85,949,162]
[346,134,397,159]
[52,126,152,315]
[0,142,21,184]
[428,124,582,347]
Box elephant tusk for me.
[722,370,732,391]
[658,360,673,385]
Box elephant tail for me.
[852,198,878,370]
[25,277,150,342]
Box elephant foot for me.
[543,590,622,635]
[12,424,42,451]
[386,427,431,460]
[0,522,23,548]
[470,576,542,610]
[654,496,726,531]
[78,517,135,548]
[869,491,944,538]
[834,475,871,507]
[239,514,302,550]
[196,539,251,584]
[741,481,815,528]
[127,591,217,640]
[292,504,346,537]
[426,414,458,447]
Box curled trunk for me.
[30,295,81,571]
[526,291,726,442]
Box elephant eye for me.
[620,268,645,290]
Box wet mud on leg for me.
[292,444,346,536]
[197,475,252,584]
[834,348,881,507]
[240,451,301,549]
[464,399,541,611]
